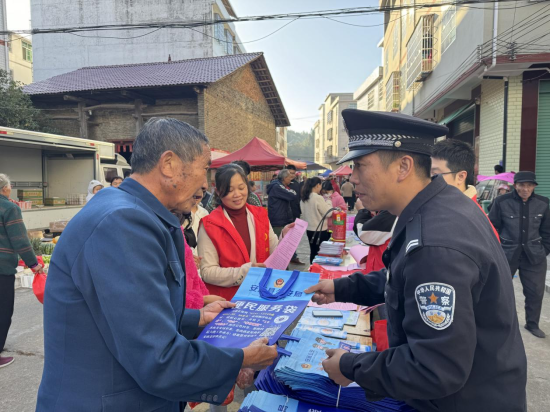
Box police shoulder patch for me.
[415,282,455,330]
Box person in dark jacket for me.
[267,169,297,236]
[0,174,44,369]
[284,165,304,264]
[305,109,527,412]
[489,171,550,338]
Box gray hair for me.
[278,169,291,181]
[131,118,209,174]
[0,174,10,190]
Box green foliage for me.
[287,129,314,161]
[0,70,57,133]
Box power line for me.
[0,0,542,37]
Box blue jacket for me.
[36,179,243,412]
[266,180,297,227]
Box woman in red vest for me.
[198,164,289,301]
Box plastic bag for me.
[373,320,389,352]
[33,273,47,304]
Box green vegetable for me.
[31,238,42,256]
[40,242,55,255]
[42,255,51,264]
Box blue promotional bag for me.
[197,268,320,348]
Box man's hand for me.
[242,337,278,371]
[281,222,295,238]
[202,295,226,306]
[304,280,336,305]
[31,264,44,274]
[199,300,235,326]
[322,349,353,386]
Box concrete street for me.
[2,257,550,411]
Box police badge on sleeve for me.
[415,282,455,330]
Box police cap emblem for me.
[415,282,455,330]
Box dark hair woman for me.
[300,177,333,263]
[198,164,291,300]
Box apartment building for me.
[381,0,550,196]
[8,34,33,84]
[354,66,384,112]
[317,93,356,169]
[31,0,246,81]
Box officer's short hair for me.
[377,151,431,179]
[432,140,475,186]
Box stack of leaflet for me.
[313,241,346,266]
[318,241,345,257]
[239,390,355,412]
[297,307,349,329]
[258,328,415,412]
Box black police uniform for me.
[331,109,527,412]
[489,174,550,332]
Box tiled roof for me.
[23,53,264,95]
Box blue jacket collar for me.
[118,178,181,229]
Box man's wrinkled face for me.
[170,145,211,214]
[282,175,293,186]
[350,152,395,211]
[514,182,536,201]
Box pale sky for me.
[6,0,384,133]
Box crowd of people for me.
[0,109,548,412]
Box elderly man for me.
[0,174,43,369]
[36,119,277,411]
[305,110,527,412]
[266,169,297,237]
[489,171,550,338]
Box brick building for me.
[23,52,289,160]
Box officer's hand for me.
[242,338,278,371]
[304,280,336,305]
[199,300,236,326]
[323,349,353,387]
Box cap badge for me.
[394,141,402,148]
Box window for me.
[386,72,401,112]
[406,15,434,89]
[316,139,320,148]
[401,0,409,40]
[214,14,224,42]
[378,83,384,108]
[441,6,456,54]
[103,167,118,184]
[393,24,399,58]
[367,90,375,110]
[327,145,333,158]
[348,102,357,110]
[22,41,32,62]
[385,50,389,76]
[327,128,333,141]
[327,110,333,124]
[225,29,234,54]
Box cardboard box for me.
[44,198,66,206]
[28,199,44,206]
[17,189,43,198]
[50,220,69,232]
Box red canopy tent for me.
[330,165,353,176]
[210,137,306,170]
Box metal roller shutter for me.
[536,81,550,198]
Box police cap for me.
[337,109,449,164]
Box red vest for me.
[200,204,270,300]
[365,239,391,273]
[471,194,500,242]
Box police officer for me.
[489,171,550,338]
[305,109,527,412]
